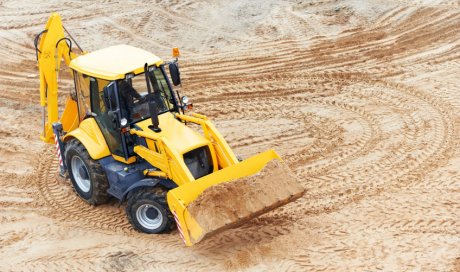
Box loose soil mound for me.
[188,160,305,243]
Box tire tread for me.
[126,187,175,234]
[65,139,110,205]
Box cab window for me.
[74,72,91,122]
[90,77,110,115]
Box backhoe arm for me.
[36,13,79,143]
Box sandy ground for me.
[0,0,459,271]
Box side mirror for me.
[169,62,181,86]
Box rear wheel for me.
[65,139,110,205]
[126,187,175,234]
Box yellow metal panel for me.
[112,154,137,164]
[69,44,164,80]
[135,113,210,155]
[130,128,196,186]
[144,170,167,178]
[62,118,110,159]
[60,97,79,133]
[134,145,170,177]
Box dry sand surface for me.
[0,0,459,271]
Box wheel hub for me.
[71,156,91,193]
[136,204,163,230]
[78,166,88,180]
[146,207,159,219]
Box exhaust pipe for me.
[148,100,161,133]
[144,62,161,133]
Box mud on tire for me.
[65,139,110,205]
[126,187,175,234]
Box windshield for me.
[117,66,175,124]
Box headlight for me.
[181,96,189,105]
[120,118,128,127]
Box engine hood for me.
[135,112,210,155]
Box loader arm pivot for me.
[36,13,79,143]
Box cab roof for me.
[69,44,163,80]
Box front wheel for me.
[65,139,110,205]
[126,188,175,234]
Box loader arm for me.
[36,13,79,143]
[175,113,239,168]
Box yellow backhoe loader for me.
[35,13,304,246]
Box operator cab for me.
[69,45,181,161]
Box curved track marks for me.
[36,149,133,234]
[1,1,460,271]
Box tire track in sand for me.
[36,148,133,234]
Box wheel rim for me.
[71,156,91,193]
[136,204,163,230]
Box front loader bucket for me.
[166,149,305,246]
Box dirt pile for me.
[188,160,305,243]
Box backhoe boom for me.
[35,13,78,143]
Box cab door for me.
[89,78,127,159]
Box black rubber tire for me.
[126,187,175,234]
[65,139,110,205]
